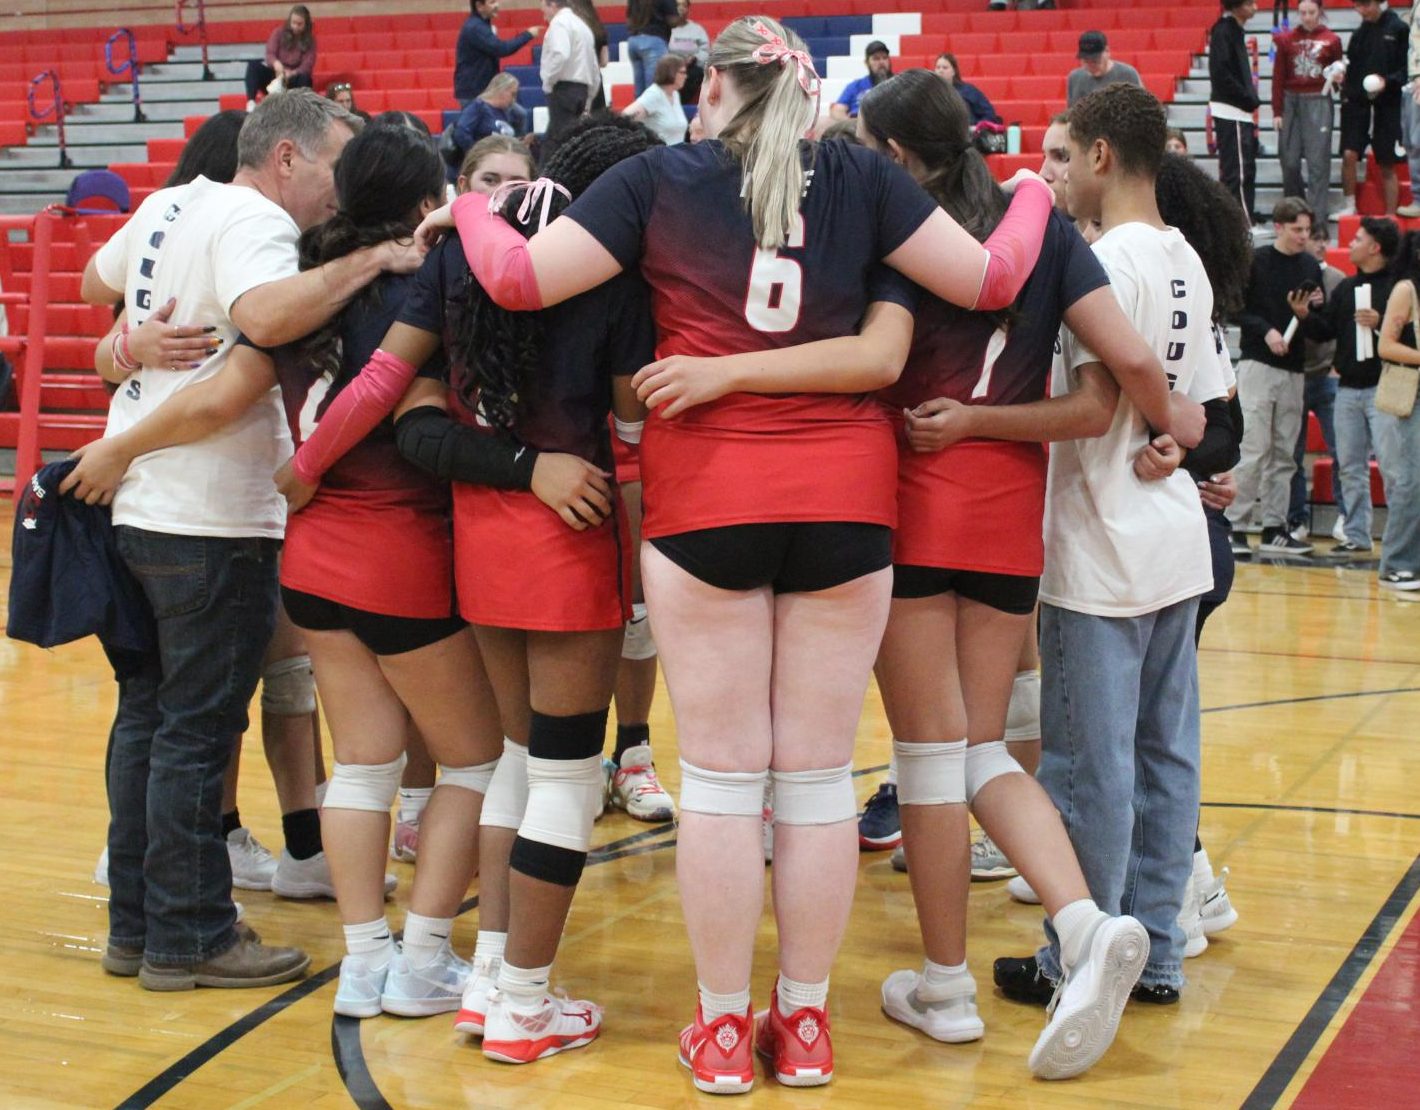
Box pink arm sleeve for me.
[290,348,419,485]
[972,178,1053,312]
[451,192,544,310]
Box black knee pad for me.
[510,835,588,887]
[528,707,609,761]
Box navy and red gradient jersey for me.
[398,233,656,473]
[566,139,934,538]
[879,210,1109,413]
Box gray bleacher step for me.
[2,143,146,167]
[76,101,218,124]
[0,192,64,215]
[0,167,97,189]
[125,79,246,100]
[172,43,262,63]
[31,121,188,145]
[144,60,248,82]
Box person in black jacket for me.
[1339,0,1409,217]
[1209,0,1260,221]
[454,0,542,105]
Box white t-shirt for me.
[94,177,296,539]
[632,84,687,146]
[1041,222,1228,618]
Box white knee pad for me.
[770,763,856,825]
[480,738,529,830]
[894,739,966,806]
[519,753,604,852]
[1004,669,1041,741]
[679,760,767,817]
[622,602,656,661]
[436,756,500,795]
[261,655,316,716]
[964,740,1026,804]
[323,752,407,813]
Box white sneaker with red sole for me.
[481,988,603,1063]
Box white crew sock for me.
[921,958,970,990]
[343,917,393,969]
[496,960,551,1011]
[1053,898,1107,971]
[473,929,507,967]
[699,982,752,1022]
[400,912,452,969]
[1193,847,1215,885]
[776,972,828,1015]
[397,786,434,824]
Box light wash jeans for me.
[1035,598,1202,991]
[1375,402,1420,575]
[1403,94,1420,202]
[626,33,667,96]
[1334,385,1378,548]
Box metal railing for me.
[27,71,72,168]
[105,28,148,123]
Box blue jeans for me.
[1035,598,1201,990]
[107,527,280,966]
[1334,385,1378,548]
[626,33,667,96]
[1289,373,1344,529]
[1375,403,1420,575]
[1404,94,1420,199]
[1196,507,1236,638]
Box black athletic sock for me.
[282,808,323,860]
[614,722,651,763]
[221,809,242,839]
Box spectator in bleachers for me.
[668,0,709,104]
[1272,0,1342,231]
[450,72,521,172]
[1374,232,1420,588]
[245,4,317,111]
[623,54,688,145]
[1209,0,1261,222]
[326,81,370,123]
[1293,216,1398,553]
[626,0,679,96]
[1228,196,1324,556]
[1339,0,1408,218]
[830,40,893,120]
[455,0,542,106]
[541,0,600,164]
[1165,128,1189,155]
[1400,5,1420,217]
[1065,32,1141,108]
[569,0,610,109]
[165,109,246,188]
[934,54,1001,126]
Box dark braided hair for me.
[452,116,662,432]
[295,125,445,380]
[1154,153,1252,321]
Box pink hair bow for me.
[486,177,572,232]
[749,19,821,103]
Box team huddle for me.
[72,13,1243,1095]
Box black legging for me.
[244,61,313,100]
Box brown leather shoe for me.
[139,935,310,991]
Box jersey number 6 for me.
[744,215,805,333]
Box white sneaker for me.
[227,827,278,891]
[95,847,109,887]
[270,850,397,900]
[1199,864,1239,935]
[1337,198,1357,217]
[605,744,676,821]
[1178,874,1208,958]
[481,988,603,1063]
[454,954,499,1035]
[762,780,775,864]
[245,98,256,112]
[335,951,391,1018]
[970,832,1017,880]
[1289,522,1310,544]
[1028,915,1148,1080]
[381,943,471,1017]
[1332,515,1348,544]
[390,818,419,863]
[1007,875,1041,904]
[881,969,984,1043]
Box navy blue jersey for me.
[880,210,1109,412]
[399,233,656,471]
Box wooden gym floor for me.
[2,500,1418,1109]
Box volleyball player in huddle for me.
[291,118,663,1063]
[431,16,1067,1089]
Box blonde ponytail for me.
[708,16,820,249]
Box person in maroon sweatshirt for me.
[1273,0,1343,230]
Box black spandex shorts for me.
[650,522,893,594]
[891,564,1040,614]
[1340,96,1402,164]
[281,587,466,656]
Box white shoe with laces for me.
[970,832,1017,880]
[454,954,499,1035]
[335,951,391,1018]
[1178,874,1208,958]
[1007,874,1041,904]
[481,988,603,1063]
[381,943,471,1016]
[606,744,676,821]
[881,968,984,1043]
[271,850,397,899]
[227,827,278,891]
[1028,915,1148,1080]
[1198,864,1239,935]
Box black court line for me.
[1202,800,1420,822]
[1201,686,1420,715]
[1241,851,1420,1110]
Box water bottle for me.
[1006,124,1021,155]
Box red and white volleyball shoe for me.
[480,988,603,1063]
[754,990,833,1087]
[678,1004,755,1095]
